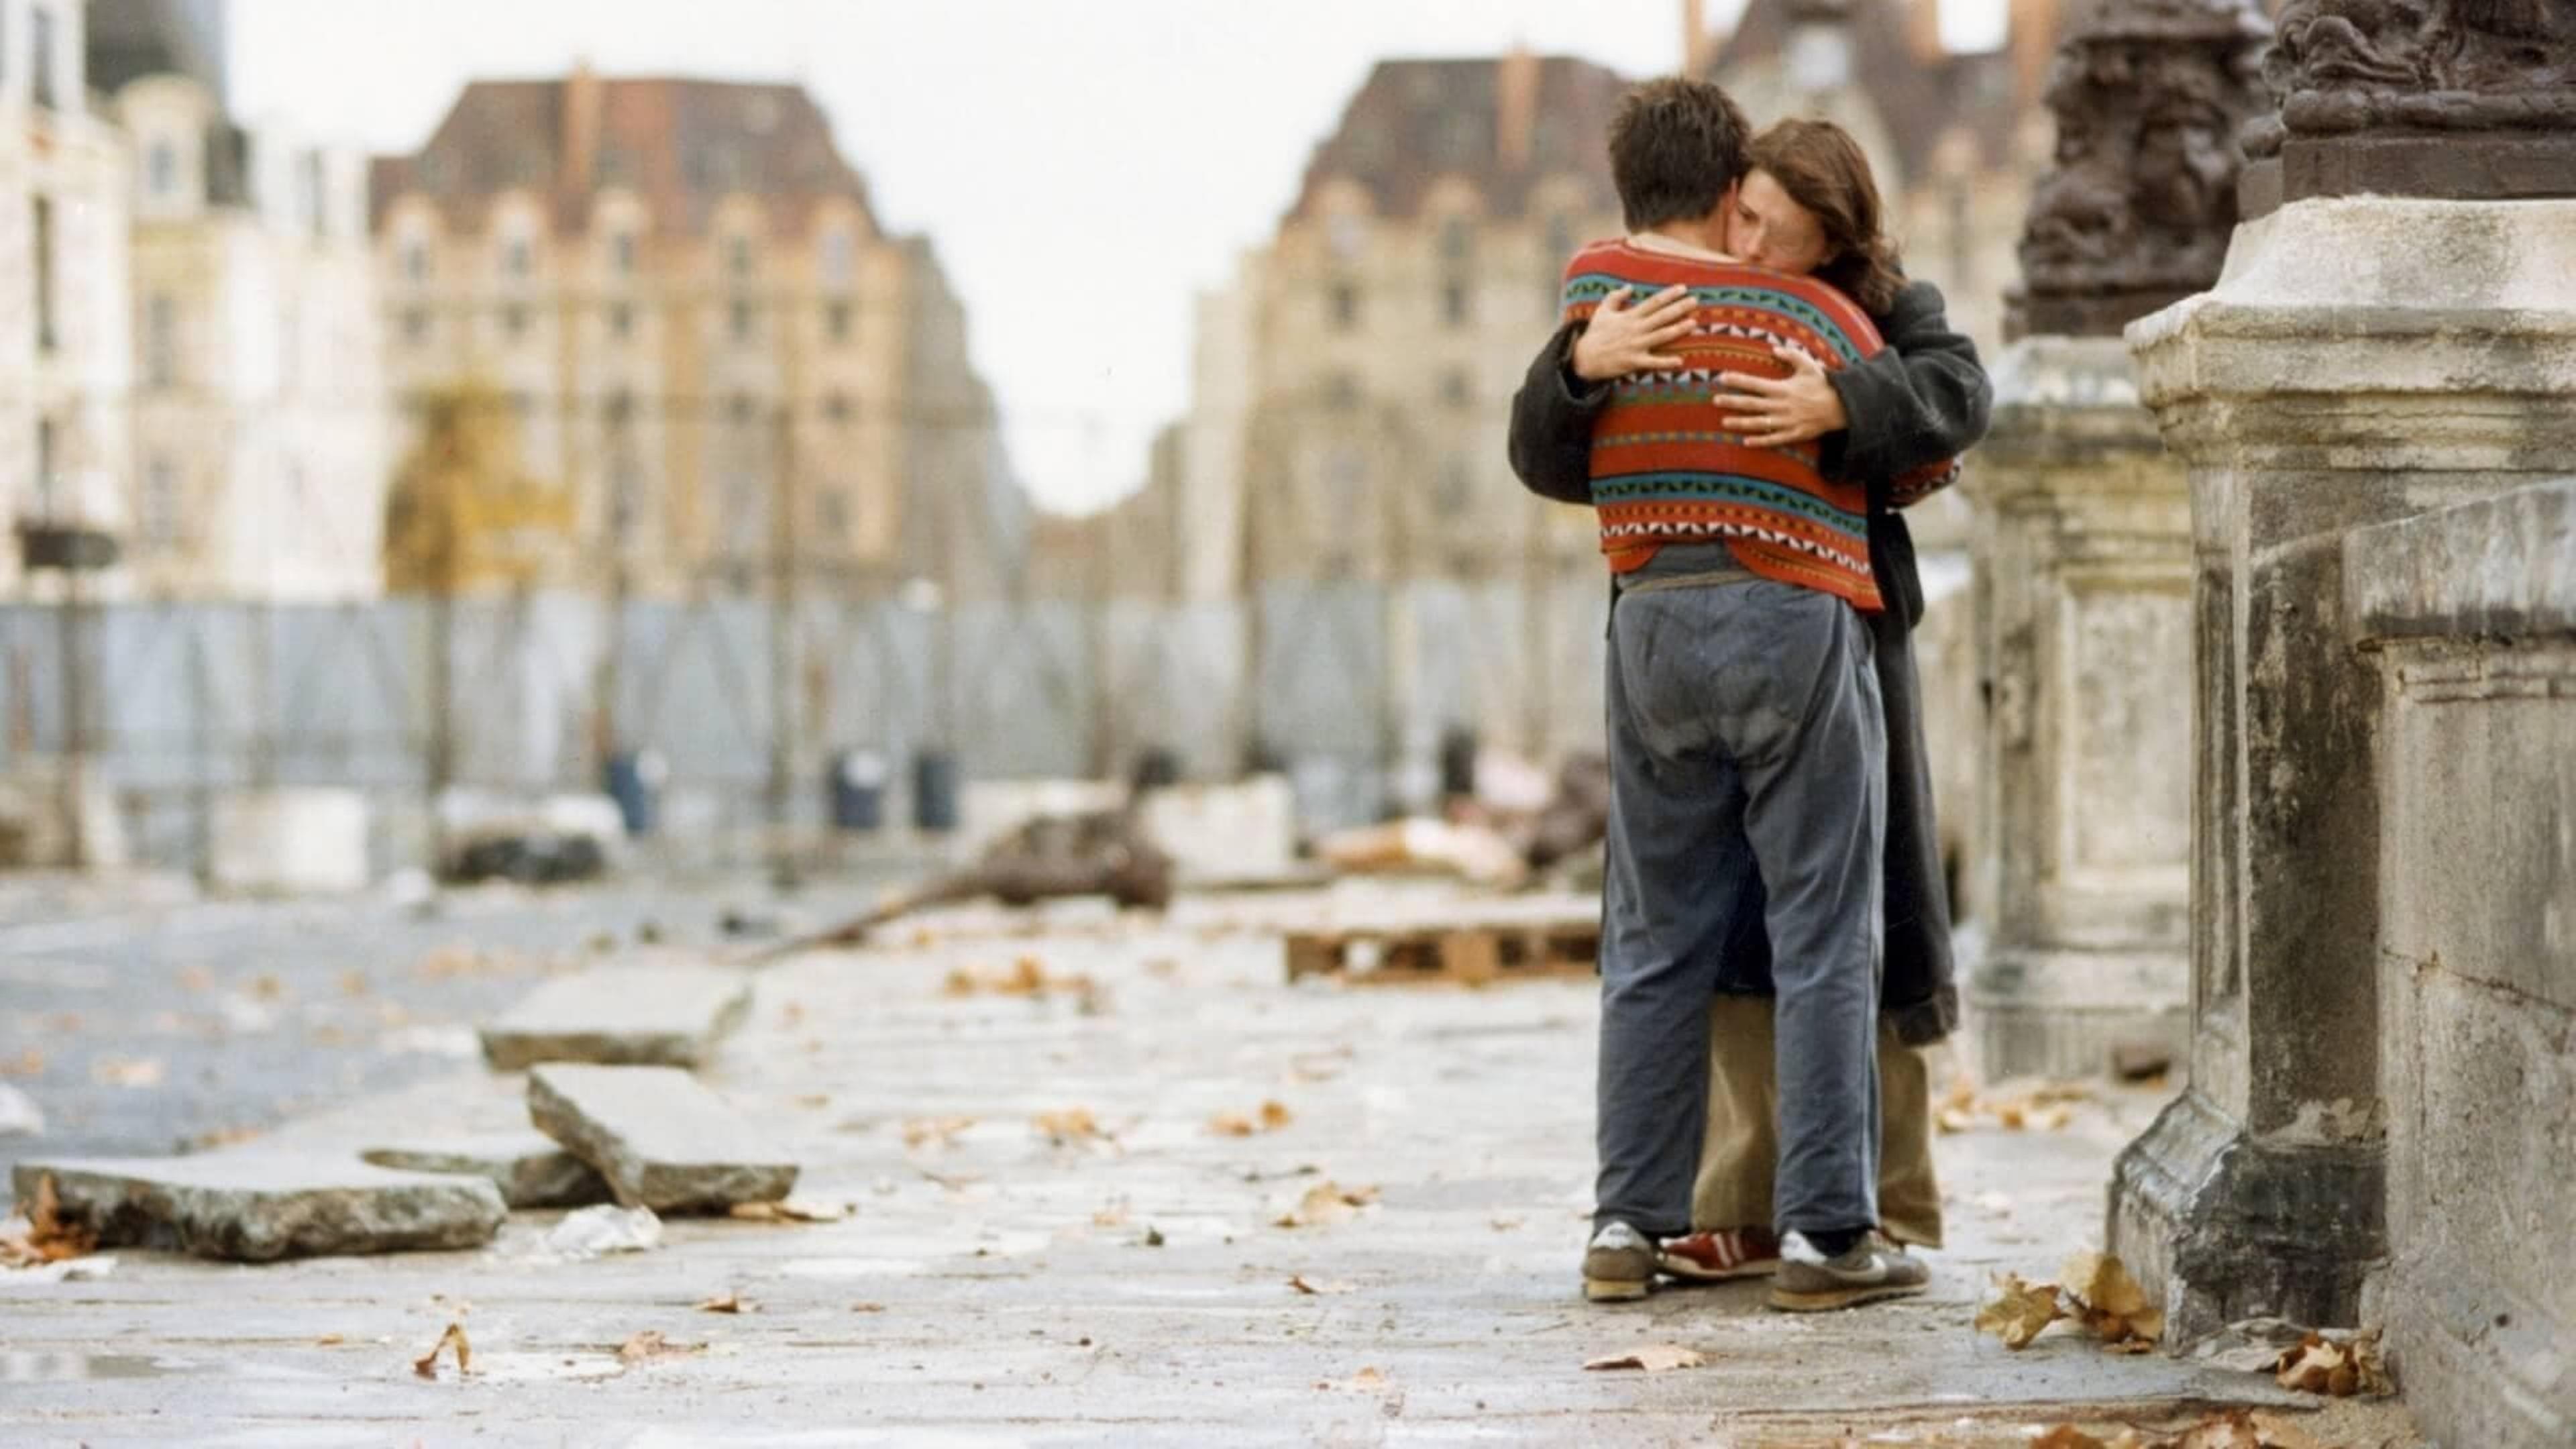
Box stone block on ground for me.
[9,1153,506,1263]
[479,962,753,1070]
[526,1064,797,1214]
[361,1132,610,1209]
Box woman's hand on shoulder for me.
[1717,345,1849,449]
[1570,285,1696,382]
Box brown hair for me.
[1607,78,1753,233]
[1746,119,1904,316]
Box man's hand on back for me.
[1571,285,1697,382]
[1718,345,1849,449]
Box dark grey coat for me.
[1505,279,1992,1046]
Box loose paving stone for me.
[362,1132,611,1209]
[9,1152,506,1262]
[479,962,753,1071]
[526,1065,797,1214]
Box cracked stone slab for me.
[9,1153,507,1263]
[479,963,753,1071]
[527,1065,798,1214]
[361,1132,610,1209]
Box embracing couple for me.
[1507,78,1992,1311]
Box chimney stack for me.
[1682,0,1711,74]
[563,58,604,197]
[1497,46,1541,171]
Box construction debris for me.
[479,963,753,1071]
[528,1065,799,1214]
[542,1204,664,1260]
[756,810,1175,960]
[10,1155,506,1263]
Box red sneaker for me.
[1658,1227,1783,1282]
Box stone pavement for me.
[0,883,2419,1446]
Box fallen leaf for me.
[1091,1201,1132,1228]
[413,1321,471,1379]
[1936,1107,1978,1135]
[1259,1100,1293,1130]
[2273,1330,2394,1397]
[1209,1112,1258,1138]
[1032,1108,1105,1145]
[0,1174,100,1267]
[1289,1275,1355,1295]
[1274,1181,1380,1229]
[694,1294,754,1315]
[2064,1253,2163,1346]
[851,1302,887,1313]
[1582,1344,1706,1373]
[2032,1429,2109,1449]
[901,1116,975,1150]
[1975,1273,2066,1350]
[615,1330,706,1365]
[91,1057,166,1089]
[728,1198,848,1224]
[315,1334,345,1346]
[195,1126,264,1150]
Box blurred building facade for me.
[1,0,136,599]
[105,0,391,600]
[370,70,1024,600]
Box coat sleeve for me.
[1506,321,1613,506]
[1820,280,1993,510]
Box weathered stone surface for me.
[0,1083,44,1138]
[362,1132,610,1209]
[9,1153,506,1263]
[480,963,753,1071]
[526,1065,796,1214]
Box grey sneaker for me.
[1582,1222,1656,1303]
[1768,1230,1930,1312]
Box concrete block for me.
[526,1064,798,1214]
[1140,776,1299,885]
[361,1132,610,1209]
[479,962,753,1071]
[210,789,370,895]
[9,1152,506,1262]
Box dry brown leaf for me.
[1582,1344,1707,1373]
[2032,1429,2110,1449]
[1210,1100,1295,1138]
[315,1334,345,1346]
[615,1330,706,1365]
[1975,1273,2067,1350]
[1209,1112,1258,1138]
[412,1321,471,1379]
[728,1198,847,1224]
[851,1301,887,1313]
[900,1116,975,1150]
[1935,1107,1978,1135]
[1259,1100,1293,1130]
[2273,1329,2392,1397]
[2064,1253,2163,1346]
[1275,1181,1380,1229]
[1,1174,100,1267]
[1032,1108,1104,1144]
[694,1294,754,1314]
[2175,1410,2267,1449]
[1289,1275,1355,1295]
[1348,1366,1388,1387]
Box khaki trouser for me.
[1693,994,1945,1248]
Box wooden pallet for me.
[1283,916,1600,986]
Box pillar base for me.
[2108,1089,2385,1347]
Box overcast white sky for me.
[232,0,2008,515]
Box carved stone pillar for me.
[1966,0,2269,1080]
[2108,1,2576,1369]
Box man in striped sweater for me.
[1550,78,1937,1311]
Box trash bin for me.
[604,749,667,837]
[913,750,960,834]
[828,750,889,833]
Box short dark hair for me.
[1607,78,1753,233]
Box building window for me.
[826,301,853,343]
[33,197,56,354]
[1330,282,1360,331]
[611,230,637,276]
[1444,280,1471,328]
[609,462,642,539]
[32,5,56,111]
[821,229,853,287]
[34,417,58,517]
[148,140,180,199]
[608,303,633,339]
[402,237,429,283]
[824,392,851,424]
[730,300,755,343]
[502,304,529,339]
[402,308,429,345]
[143,457,181,545]
[503,235,532,278]
[146,294,177,387]
[1441,368,1471,408]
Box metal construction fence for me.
[0,577,1613,875]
